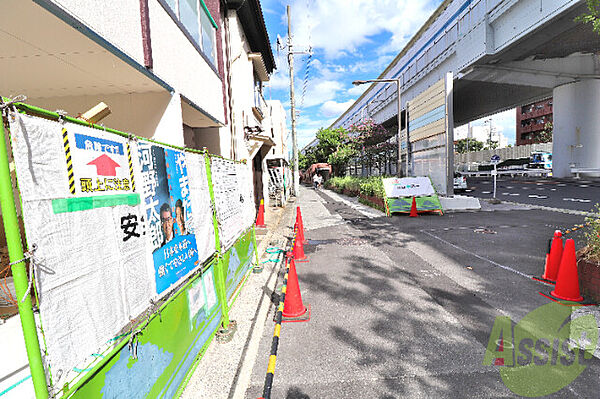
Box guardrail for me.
[571,168,600,179]
[460,169,552,177]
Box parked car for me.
[454,172,467,191]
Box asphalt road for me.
[245,186,600,398]
[463,176,600,212]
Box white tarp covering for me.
[210,158,255,250]
[382,176,436,198]
[9,114,152,388]
[186,152,217,266]
[7,113,218,389]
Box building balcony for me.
[252,89,268,121]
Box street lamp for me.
[352,78,407,177]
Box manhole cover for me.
[474,228,496,234]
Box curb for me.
[499,200,599,217]
[180,201,294,399]
[229,203,295,399]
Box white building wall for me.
[49,0,145,64]
[265,100,288,160]
[148,0,224,125]
[225,10,260,162]
[454,124,509,148]
[154,92,185,146]
[27,91,185,146]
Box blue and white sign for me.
[138,143,200,295]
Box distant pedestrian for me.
[313,173,323,190]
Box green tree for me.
[485,140,499,150]
[455,138,484,153]
[576,0,600,34]
[313,127,348,163]
[536,121,553,143]
[298,152,310,170]
[328,145,357,176]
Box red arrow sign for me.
[87,154,121,176]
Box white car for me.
[454,172,467,191]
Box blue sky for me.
[260,0,516,150]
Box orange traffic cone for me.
[551,239,583,302]
[282,258,310,322]
[256,199,266,228]
[296,207,307,243]
[293,230,308,262]
[409,197,419,217]
[542,230,563,282]
[295,221,307,246]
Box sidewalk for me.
[181,201,295,399]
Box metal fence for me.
[454,142,552,165]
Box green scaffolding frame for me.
[0,98,258,398]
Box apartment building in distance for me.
[516,98,553,145]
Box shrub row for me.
[325,176,386,200]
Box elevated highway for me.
[331,0,600,179]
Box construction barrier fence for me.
[0,98,259,398]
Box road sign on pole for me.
[490,155,501,199]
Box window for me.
[161,0,217,66]
[254,74,264,110]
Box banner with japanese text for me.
[8,112,219,391]
[137,142,201,295]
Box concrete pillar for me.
[553,79,600,178]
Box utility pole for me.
[287,5,299,197]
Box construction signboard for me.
[63,128,135,196]
[382,176,443,216]
[5,111,232,395]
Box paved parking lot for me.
[464,176,600,212]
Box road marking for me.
[558,183,567,187]
[536,188,545,190]
[501,192,509,195]
[506,186,514,189]
[528,194,548,199]
[482,191,491,194]
[550,188,557,191]
[579,184,590,188]
[509,193,520,196]
[563,198,591,203]
[422,231,534,279]
[464,189,473,192]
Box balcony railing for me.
[252,89,267,121]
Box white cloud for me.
[300,79,344,108]
[320,99,356,117]
[285,0,439,60]
[347,84,367,96]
